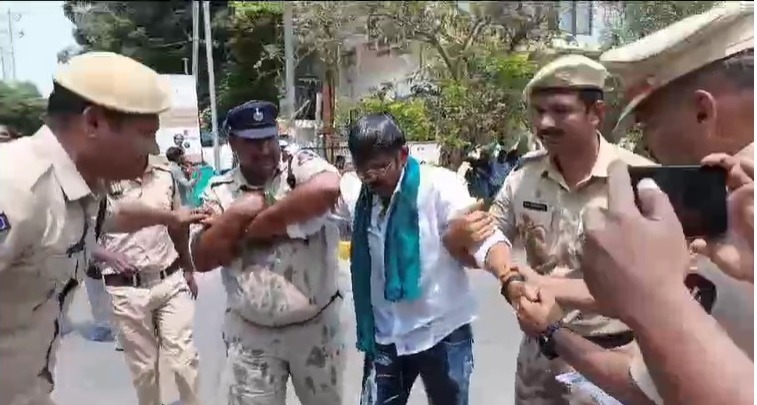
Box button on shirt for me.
[101,161,181,275]
[335,164,508,356]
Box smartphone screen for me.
[628,165,728,239]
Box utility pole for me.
[202,0,220,168]
[3,10,20,81]
[283,2,296,123]
[191,0,200,80]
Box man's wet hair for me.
[531,87,604,111]
[347,113,406,163]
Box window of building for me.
[559,1,593,36]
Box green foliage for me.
[330,1,557,164]
[63,1,232,110]
[601,1,720,47]
[336,88,433,142]
[219,1,284,114]
[0,81,46,136]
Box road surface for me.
[53,252,527,404]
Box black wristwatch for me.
[538,321,563,360]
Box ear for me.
[399,145,410,160]
[692,90,718,140]
[589,100,606,128]
[81,105,101,136]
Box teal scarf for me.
[350,156,422,354]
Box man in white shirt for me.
[334,113,515,405]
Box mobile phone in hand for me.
[628,165,728,239]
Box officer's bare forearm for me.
[168,226,193,272]
[551,329,656,405]
[630,287,754,405]
[106,202,176,233]
[192,213,252,272]
[244,172,340,240]
[539,276,602,314]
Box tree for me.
[335,84,433,142]
[355,1,558,165]
[601,1,721,47]
[292,1,368,133]
[219,1,284,114]
[62,1,232,111]
[0,81,46,136]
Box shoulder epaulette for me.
[512,149,548,172]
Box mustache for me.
[537,130,563,138]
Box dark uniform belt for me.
[103,259,181,288]
[240,290,343,329]
[584,330,635,349]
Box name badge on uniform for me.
[523,200,549,212]
[0,212,10,233]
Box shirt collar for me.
[542,132,616,188]
[34,126,93,201]
[230,164,284,192]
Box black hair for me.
[531,87,604,111]
[347,113,406,163]
[166,146,185,163]
[47,82,90,116]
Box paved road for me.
[53,252,527,404]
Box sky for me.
[0,1,77,97]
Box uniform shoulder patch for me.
[513,149,548,172]
[208,173,235,188]
[0,212,11,232]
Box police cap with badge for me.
[223,100,280,140]
[223,100,299,188]
[523,54,609,105]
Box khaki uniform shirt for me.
[491,134,653,336]
[194,149,340,327]
[0,127,100,403]
[630,142,755,405]
[101,160,181,275]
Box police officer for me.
[0,51,206,405]
[444,55,653,404]
[190,100,344,405]
[101,154,202,405]
[597,3,754,403]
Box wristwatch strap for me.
[538,321,563,360]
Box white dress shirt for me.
[334,165,509,355]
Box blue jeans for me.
[360,324,474,405]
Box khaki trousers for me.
[106,270,201,405]
[223,303,345,405]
